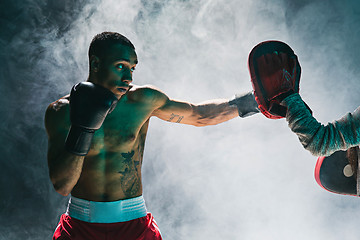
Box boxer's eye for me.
[116,64,124,70]
[131,67,135,72]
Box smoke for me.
[1,0,360,239]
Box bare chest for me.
[88,101,152,154]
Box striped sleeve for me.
[282,93,360,156]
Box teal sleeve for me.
[282,93,360,156]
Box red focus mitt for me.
[248,40,301,119]
[314,147,360,196]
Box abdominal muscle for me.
[71,127,146,202]
[71,151,143,202]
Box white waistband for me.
[66,195,147,223]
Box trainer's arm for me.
[45,101,84,196]
[152,89,258,126]
[282,93,360,156]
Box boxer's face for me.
[93,43,138,98]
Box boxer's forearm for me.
[191,99,239,126]
[282,93,360,156]
[48,149,84,196]
[189,92,259,126]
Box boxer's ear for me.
[90,56,100,73]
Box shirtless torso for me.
[46,85,163,201]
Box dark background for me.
[1,0,360,239]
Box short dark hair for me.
[88,32,135,61]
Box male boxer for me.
[45,32,259,240]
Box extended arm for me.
[282,93,360,156]
[151,89,258,126]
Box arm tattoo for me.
[169,113,184,123]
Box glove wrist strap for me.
[229,92,259,118]
[65,125,95,156]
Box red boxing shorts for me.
[52,195,162,240]
[53,212,162,240]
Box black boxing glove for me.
[65,82,118,156]
[229,92,259,118]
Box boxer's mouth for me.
[117,87,129,93]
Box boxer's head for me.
[88,32,138,97]
[88,32,135,63]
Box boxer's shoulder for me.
[45,95,70,133]
[49,95,70,112]
[127,84,167,106]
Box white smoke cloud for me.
[1,0,360,239]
